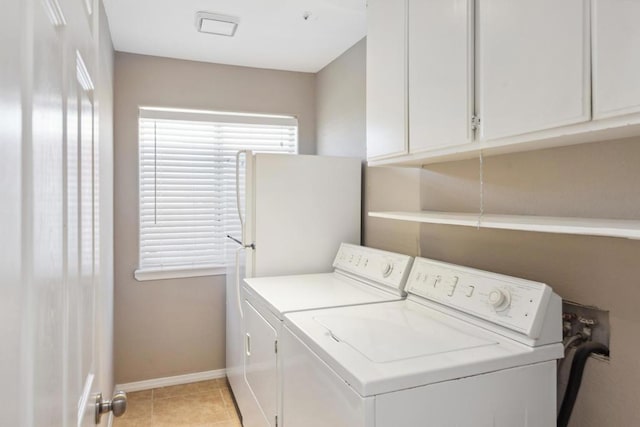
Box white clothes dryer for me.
[241,243,414,427]
[281,256,564,427]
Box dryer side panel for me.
[244,300,278,427]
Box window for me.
[135,108,298,281]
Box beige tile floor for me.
[114,379,242,427]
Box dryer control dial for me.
[488,288,511,311]
[381,260,394,278]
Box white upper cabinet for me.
[476,0,591,141]
[408,0,474,153]
[592,0,640,119]
[366,0,640,167]
[366,0,407,159]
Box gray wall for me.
[419,137,640,427]
[114,53,316,383]
[114,36,640,425]
[315,38,421,255]
[316,40,367,159]
[315,38,640,426]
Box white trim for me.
[116,369,227,393]
[107,413,113,427]
[139,106,298,126]
[134,266,226,282]
[367,112,640,167]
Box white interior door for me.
[0,0,113,425]
[476,0,591,141]
[62,2,105,424]
[0,0,23,423]
[29,1,67,425]
[77,55,101,427]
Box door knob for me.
[95,391,127,423]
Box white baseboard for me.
[115,369,227,393]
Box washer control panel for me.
[405,257,552,338]
[333,243,413,294]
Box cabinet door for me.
[592,0,640,119]
[366,0,407,159]
[244,300,278,427]
[409,0,474,152]
[476,0,591,141]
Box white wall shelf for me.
[368,211,640,240]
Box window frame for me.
[134,107,299,281]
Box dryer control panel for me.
[333,243,413,295]
[405,257,552,339]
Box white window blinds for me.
[136,108,298,280]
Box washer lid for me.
[284,300,564,397]
[314,311,496,363]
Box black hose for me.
[557,341,610,427]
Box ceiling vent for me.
[195,12,239,37]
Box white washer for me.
[282,256,564,427]
[241,243,414,427]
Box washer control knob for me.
[381,260,394,278]
[488,288,511,311]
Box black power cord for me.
[557,341,610,427]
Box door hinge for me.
[274,340,278,353]
[275,415,278,427]
[471,115,481,131]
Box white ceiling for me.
[103,0,367,73]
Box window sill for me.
[134,265,227,282]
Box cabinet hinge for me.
[274,340,278,353]
[471,115,481,131]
